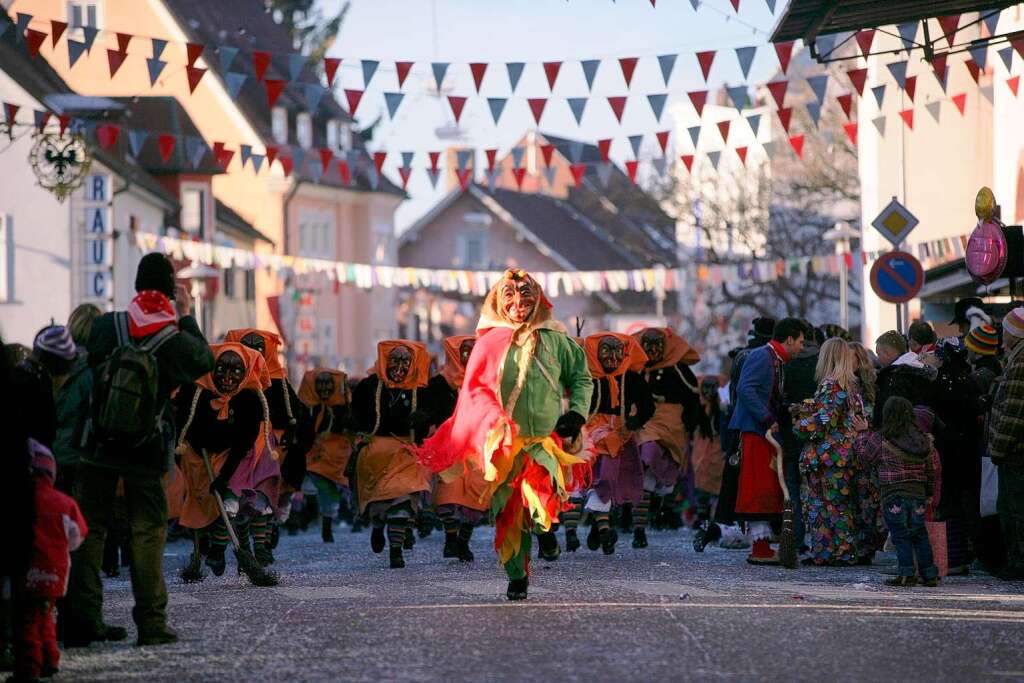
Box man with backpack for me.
[66,254,213,647]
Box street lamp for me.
[176,261,219,334]
[823,221,859,330]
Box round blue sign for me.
[869,251,924,304]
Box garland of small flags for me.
[135,230,972,298]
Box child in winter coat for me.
[856,396,939,587]
[15,439,87,681]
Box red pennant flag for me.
[952,92,967,115]
[469,63,488,93]
[680,154,694,173]
[116,32,132,53]
[185,66,206,94]
[607,96,627,122]
[158,134,176,162]
[395,61,413,88]
[688,90,708,116]
[338,160,352,185]
[34,111,51,132]
[455,169,472,190]
[279,156,293,177]
[543,61,562,91]
[58,115,70,135]
[788,134,805,159]
[398,166,412,189]
[106,49,128,77]
[1012,37,1024,59]
[428,151,440,170]
[598,139,612,162]
[485,149,497,170]
[448,95,466,123]
[774,41,795,74]
[373,151,387,174]
[938,15,960,44]
[656,130,670,154]
[777,107,793,132]
[265,79,287,108]
[50,20,67,46]
[528,98,547,124]
[717,120,731,142]
[570,163,586,186]
[846,68,868,96]
[619,57,638,87]
[966,59,981,84]
[837,93,853,119]
[855,30,875,58]
[540,143,555,167]
[843,122,858,146]
[512,167,526,189]
[904,75,917,102]
[266,146,278,166]
[696,51,716,82]
[899,108,914,130]
[186,43,203,67]
[319,148,334,174]
[736,146,748,166]
[25,29,47,58]
[324,58,341,88]
[215,145,234,169]
[96,124,120,151]
[346,88,366,115]
[931,53,948,81]
[211,141,225,163]
[730,0,740,12]
[1008,75,1021,97]
[625,160,639,184]
[766,80,788,109]
[3,103,18,128]
[253,51,271,81]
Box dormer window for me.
[337,123,352,151]
[297,113,313,150]
[272,107,288,145]
[326,120,338,151]
[67,1,101,37]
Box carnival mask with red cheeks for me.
[213,350,246,395]
[239,332,266,356]
[386,346,413,384]
[501,278,538,324]
[458,339,476,366]
[641,329,666,366]
[598,336,626,373]
[314,372,336,401]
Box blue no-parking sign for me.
[870,251,924,304]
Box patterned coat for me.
[989,342,1024,465]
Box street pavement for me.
[62,523,1024,682]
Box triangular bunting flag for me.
[393,61,411,88]
[735,46,756,79]
[925,100,942,123]
[736,146,748,166]
[510,147,524,168]
[57,115,70,135]
[872,115,886,136]
[279,156,294,178]
[543,61,562,91]
[935,65,950,93]
[398,167,412,190]
[25,30,47,58]
[456,149,472,171]
[807,74,828,104]
[106,49,128,77]
[598,139,612,162]
[345,88,365,116]
[846,68,868,96]
[540,143,555,167]
[456,168,472,190]
[717,120,731,143]
[726,85,749,109]
[33,110,50,133]
[338,160,352,185]
[213,142,234,170]
[581,59,600,92]
[81,26,98,52]
[897,22,918,49]
[304,82,326,111]
[855,29,875,58]
[402,151,415,168]
[842,122,858,146]
[625,160,639,184]
[448,95,467,123]
[905,75,917,102]
[707,151,721,170]
[1013,37,1024,59]
[777,107,792,132]
[628,134,643,158]
[96,124,120,151]
[968,45,988,71]
[647,93,667,121]
[766,0,777,11]
[619,57,639,87]
[998,46,1014,72]
[3,103,18,129]
[484,149,496,170]
[186,42,203,67]
[240,144,252,167]
[373,151,387,175]
[384,92,404,119]
[186,137,207,169]
[887,61,908,88]
[152,38,167,60]
[362,59,379,87]
[251,154,264,173]
[511,167,526,189]
[288,53,305,82]
[816,33,836,56]
[871,84,886,108]
[158,134,176,163]
[688,90,708,116]
[981,84,995,102]
[570,163,586,187]
[775,41,795,74]
[266,146,278,167]
[687,125,701,148]
[319,148,334,174]
[931,53,948,81]
[607,96,627,122]
[938,15,960,45]
[185,66,206,94]
[679,154,694,173]
[127,129,148,158]
[696,50,716,82]
[984,10,1001,36]
[652,157,667,177]
[324,57,342,88]
[966,59,981,85]
[146,57,167,85]
[527,98,547,124]
[265,79,288,108]
[730,0,741,12]
[952,92,967,115]
[836,93,853,119]
[469,62,488,93]
[657,53,677,85]
[50,20,66,46]
[805,101,822,127]
[67,39,87,67]
[899,108,914,130]
[1008,75,1020,96]
[485,167,500,192]
[506,62,525,93]
[431,62,449,91]
[225,72,247,99]
[568,97,587,125]
[656,130,670,154]
[487,97,507,125]
[746,113,762,135]
[218,45,239,72]
[788,134,805,159]
[767,80,787,109]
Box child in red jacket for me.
[14,439,87,681]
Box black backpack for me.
[92,313,177,449]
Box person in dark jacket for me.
[67,253,213,648]
[13,326,77,449]
[872,330,936,428]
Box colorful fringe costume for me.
[419,271,592,598]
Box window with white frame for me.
[296,113,313,150]
[180,186,206,238]
[0,214,13,303]
[456,230,488,269]
[337,122,352,151]
[271,107,288,145]
[67,1,101,36]
[298,218,335,258]
[244,269,255,301]
[326,120,338,151]
[223,266,236,299]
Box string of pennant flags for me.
[134,229,972,298]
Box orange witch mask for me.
[584,333,648,409]
[633,327,700,370]
[196,343,271,420]
[376,340,431,390]
[298,368,349,407]
[224,328,286,380]
[440,335,475,389]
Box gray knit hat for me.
[33,325,76,361]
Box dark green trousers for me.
[68,465,169,633]
[998,464,1024,572]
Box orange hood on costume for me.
[298,368,349,407]
[584,333,648,409]
[224,328,286,380]
[440,335,475,390]
[196,343,271,420]
[633,327,700,369]
[374,340,431,390]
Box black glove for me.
[555,411,586,440]
[625,415,644,432]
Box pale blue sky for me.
[321,0,786,229]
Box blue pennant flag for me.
[581,59,600,92]
[240,144,252,167]
[432,62,449,91]
[746,113,761,135]
[647,93,667,121]
[568,141,584,164]
[303,82,325,111]
[456,149,472,171]
[707,150,721,170]
[766,0,777,11]
[186,137,207,169]
[805,102,822,127]
[506,62,524,93]
[401,151,414,167]
[871,84,886,108]
[15,13,31,41]
[251,154,264,173]
[384,92,404,119]
[218,46,239,72]
[567,97,587,125]
[68,40,88,68]
[127,129,148,158]
[487,97,507,125]
[628,134,643,158]
[33,110,48,131]
[152,38,167,59]
[427,168,441,189]
[983,10,1001,36]
[727,85,749,109]
[897,22,918,50]
[687,125,701,148]
[816,33,836,56]
[288,53,305,81]
[657,54,677,86]
[82,26,99,52]
[998,46,1014,72]
[735,46,757,80]
[362,59,379,87]
[807,74,829,104]
[511,146,526,168]
[968,45,989,70]
[224,71,247,98]
[886,61,908,88]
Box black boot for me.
[371,526,386,553]
[457,524,475,562]
[600,527,616,555]
[205,544,226,576]
[586,524,601,551]
[632,527,648,549]
[404,529,415,550]
[443,532,459,558]
[269,523,280,549]
[351,516,365,533]
[506,577,529,601]
[322,516,335,543]
[565,528,580,552]
[389,546,405,569]
[537,531,561,561]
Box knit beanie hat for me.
[135,252,177,299]
[1003,308,1024,340]
[966,324,999,356]
[28,438,56,482]
[33,325,76,361]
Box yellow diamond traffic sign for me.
[872,197,919,247]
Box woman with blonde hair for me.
[793,338,865,565]
[848,342,877,415]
